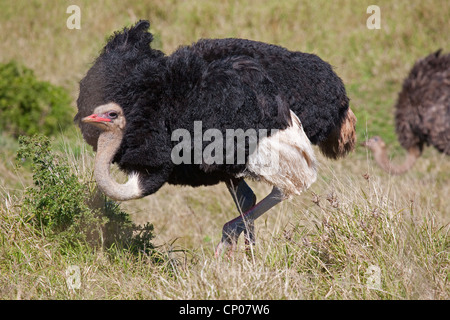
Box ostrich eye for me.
[108,111,118,119]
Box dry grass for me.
[0,0,449,300]
[1,145,448,299]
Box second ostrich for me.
[75,21,356,255]
[363,50,450,174]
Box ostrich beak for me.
[82,114,111,123]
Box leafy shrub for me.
[0,61,73,137]
[16,134,155,254]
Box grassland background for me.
[0,0,449,300]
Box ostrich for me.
[75,20,357,256]
[363,50,450,175]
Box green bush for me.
[0,61,73,137]
[16,134,155,255]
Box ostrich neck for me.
[373,146,421,175]
[94,131,142,201]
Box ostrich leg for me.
[226,179,257,246]
[215,180,285,257]
[227,179,257,217]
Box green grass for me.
[0,0,449,300]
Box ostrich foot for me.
[215,186,284,258]
[214,217,255,258]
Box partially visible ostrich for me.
[363,50,450,175]
[75,20,356,256]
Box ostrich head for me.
[81,103,126,132]
[361,136,421,175]
[81,103,143,201]
[361,136,386,152]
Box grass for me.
[0,0,449,300]
[2,148,448,299]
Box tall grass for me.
[1,143,448,299]
[0,0,448,299]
